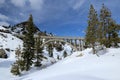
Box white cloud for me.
[0,13,9,21]
[11,0,26,7]
[19,13,24,16]
[10,0,44,9]
[71,0,85,10]
[0,21,9,26]
[0,0,5,4]
[29,0,44,10]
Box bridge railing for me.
[40,36,84,40]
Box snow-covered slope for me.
[0,25,120,80]
[0,26,23,59]
[0,25,6,30]
[0,26,23,80]
[19,48,120,80]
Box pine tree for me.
[99,4,119,48]
[85,4,98,54]
[11,62,20,75]
[117,25,120,43]
[108,19,119,47]
[99,4,111,47]
[34,36,43,67]
[11,47,22,75]
[21,14,35,71]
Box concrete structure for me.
[35,36,85,51]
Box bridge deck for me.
[40,36,84,40]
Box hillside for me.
[0,20,53,58]
[18,48,120,80]
[0,26,23,59]
[0,47,120,80]
[0,25,120,80]
[0,22,120,80]
[2,21,48,36]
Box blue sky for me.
[0,0,120,37]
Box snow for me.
[0,59,15,80]
[0,26,120,80]
[0,27,23,79]
[0,32,23,59]
[0,28,23,80]
[20,48,120,80]
[0,26,6,30]
[0,32,22,50]
[42,44,72,64]
[0,47,119,80]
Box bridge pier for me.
[79,40,82,51]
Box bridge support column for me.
[79,39,82,51]
[82,40,85,50]
[74,39,77,50]
[81,40,85,51]
[70,39,73,45]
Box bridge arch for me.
[41,39,77,51]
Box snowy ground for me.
[0,48,120,80]
[0,26,23,80]
[0,26,23,58]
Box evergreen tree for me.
[108,19,119,47]
[21,14,35,71]
[99,4,111,47]
[11,47,22,75]
[85,4,98,54]
[34,36,43,67]
[99,4,119,47]
[11,62,20,75]
[117,24,120,43]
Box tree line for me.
[85,4,120,54]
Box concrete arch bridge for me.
[34,36,85,51]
